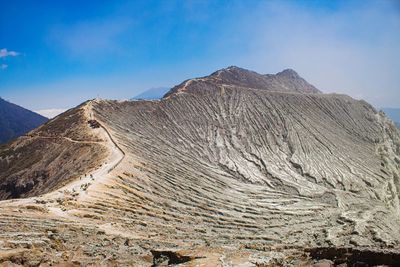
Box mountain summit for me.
[276,68,301,78]
[164,66,320,98]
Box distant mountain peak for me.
[131,87,170,100]
[276,68,300,78]
[224,65,248,72]
[164,66,321,98]
[212,66,256,76]
[224,65,240,71]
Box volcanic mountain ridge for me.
[0,67,399,266]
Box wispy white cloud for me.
[0,64,8,70]
[0,48,19,58]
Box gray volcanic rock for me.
[0,67,399,265]
[93,87,400,248]
[164,66,321,98]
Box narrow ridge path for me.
[0,101,125,223]
[44,101,126,211]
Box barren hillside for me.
[0,102,109,199]
[0,67,399,266]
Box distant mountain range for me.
[382,108,400,128]
[0,98,48,143]
[131,87,170,100]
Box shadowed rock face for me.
[0,67,399,266]
[0,98,48,144]
[306,247,400,266]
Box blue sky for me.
[1,0,399,112]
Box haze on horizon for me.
[0,0,399,113]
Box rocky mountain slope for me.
[164,66,321,98]
[0,97,48,143]
[0,67,399,266]
[0,101,109,199]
